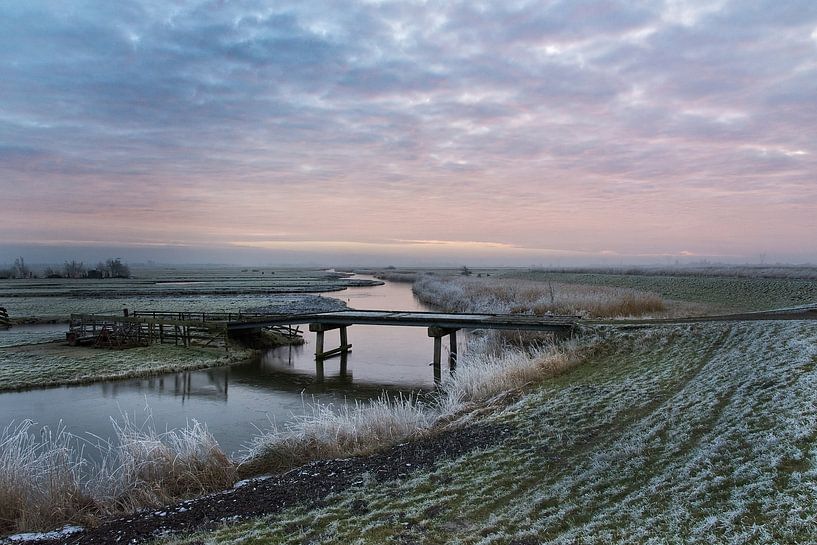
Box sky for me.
[1,0,816,266]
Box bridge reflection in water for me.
[98,368,230,402]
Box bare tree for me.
[12,257,31,279]
[63,260,86,279]
[105,258,131,278]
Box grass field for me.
[158,319,817,544]
[0,343,252,392]
[507,270,817,313]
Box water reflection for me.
[97,369,230,403]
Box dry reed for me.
[239,393,431,476]
[413,275,666,318]
[0,415,234,535]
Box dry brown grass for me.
[0,421,96,534]
[413,275,666,318]
[0,416,235,535]
[239,393,431,477]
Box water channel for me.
[0,278,462,457]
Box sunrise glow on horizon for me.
[2,1,816,266]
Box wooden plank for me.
[318,344,353,359]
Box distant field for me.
[506,270,817,313]
[160,320,817,544]
[0,267,378,322]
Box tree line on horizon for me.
[0,257,131,279]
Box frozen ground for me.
[158,320,817,544]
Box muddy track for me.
[22,422,508,545]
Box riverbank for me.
[0,268,377,324]
[5,270,817,542]
[0,342,255,392]
[11,319,817,544]
[1,334,593,540]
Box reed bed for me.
[413,275,666,318]
[0,415,234,534]
[239,393,432,476]
[0,421,91,534]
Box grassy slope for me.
[507,271,817,313]
[161,320,817,544]
[0,344,251,391]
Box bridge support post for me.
[428,327,460,384]
[310,323,352,360]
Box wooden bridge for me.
[227,310,579,382]
[68,309,579,383]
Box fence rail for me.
[67,310,302,350]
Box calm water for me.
[0,278,462,456]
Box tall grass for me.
[0,421,92,534]
[413,275,666,318]
[0,415,234,535]
[93,415,235,512]
[239,393,432,477]
[437,338,584,416]
[372,271,418,283]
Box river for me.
[0,277,463,457]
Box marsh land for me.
[1,265,816,544]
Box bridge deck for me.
[226,309,579,332]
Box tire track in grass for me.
[472,323,813,543]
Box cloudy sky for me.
[1,0,816,265]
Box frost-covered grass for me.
[512,270,817,313]
[413,275,667,318]
[239,394,433,477]
[0,415,234,534]
[158,320,817,545]
[0,421,90,535]
[240,339,585,476]
[0,324,65,348]
[0,344,251,392]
